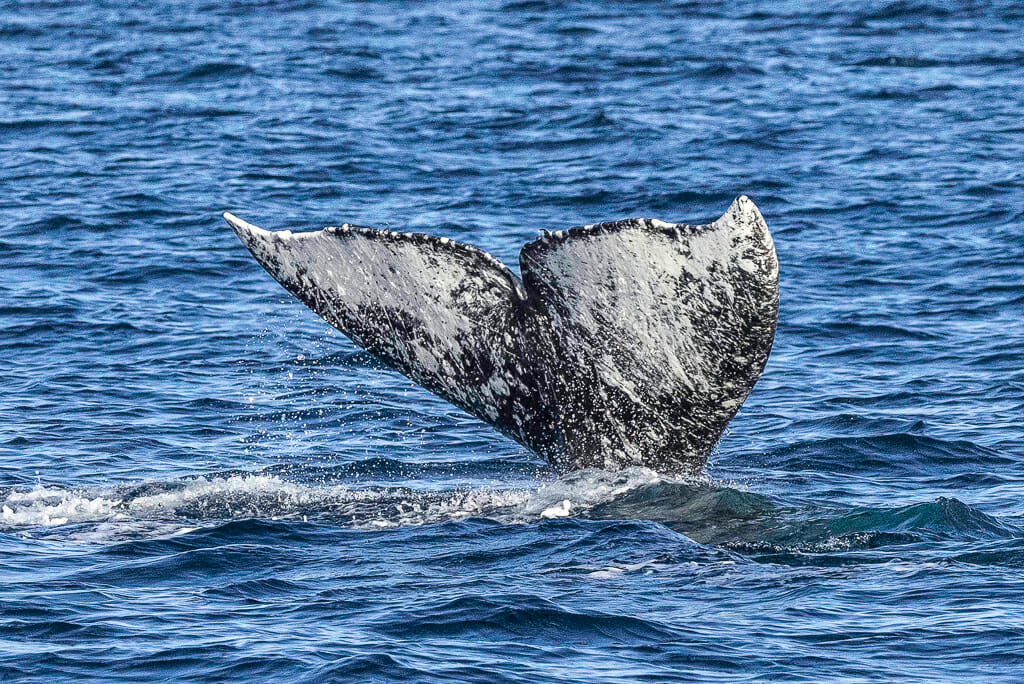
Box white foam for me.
[0,466,701,539]
[588,566,624,578]
[2,484,123,527]
[518,467,663,519]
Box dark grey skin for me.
[225,196,778,474]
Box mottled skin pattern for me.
[225,196,778,474]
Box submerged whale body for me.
[225,197,779,474]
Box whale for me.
[225,196,778,474]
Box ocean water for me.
[2,0,1023,680]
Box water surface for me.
[2,1,1023,681]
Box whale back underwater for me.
[226,196,779,473]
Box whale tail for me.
[225,197,778,473]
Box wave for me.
[0,474,517,533]
[856,2,954,21]
[5,465,1016,555]
[0,467,767,547]
[853,56,944,68]
[380,594,679,642]
[690,63,766,79]
[728,496,1021,559]
[830,496,1017,539]
[150,62,255,83]
[852,53,1024,69]
[0,468,665,538]
[762,433,1015,476]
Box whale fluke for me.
[225,197,778,474]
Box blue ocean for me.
[2,1,1023,681]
